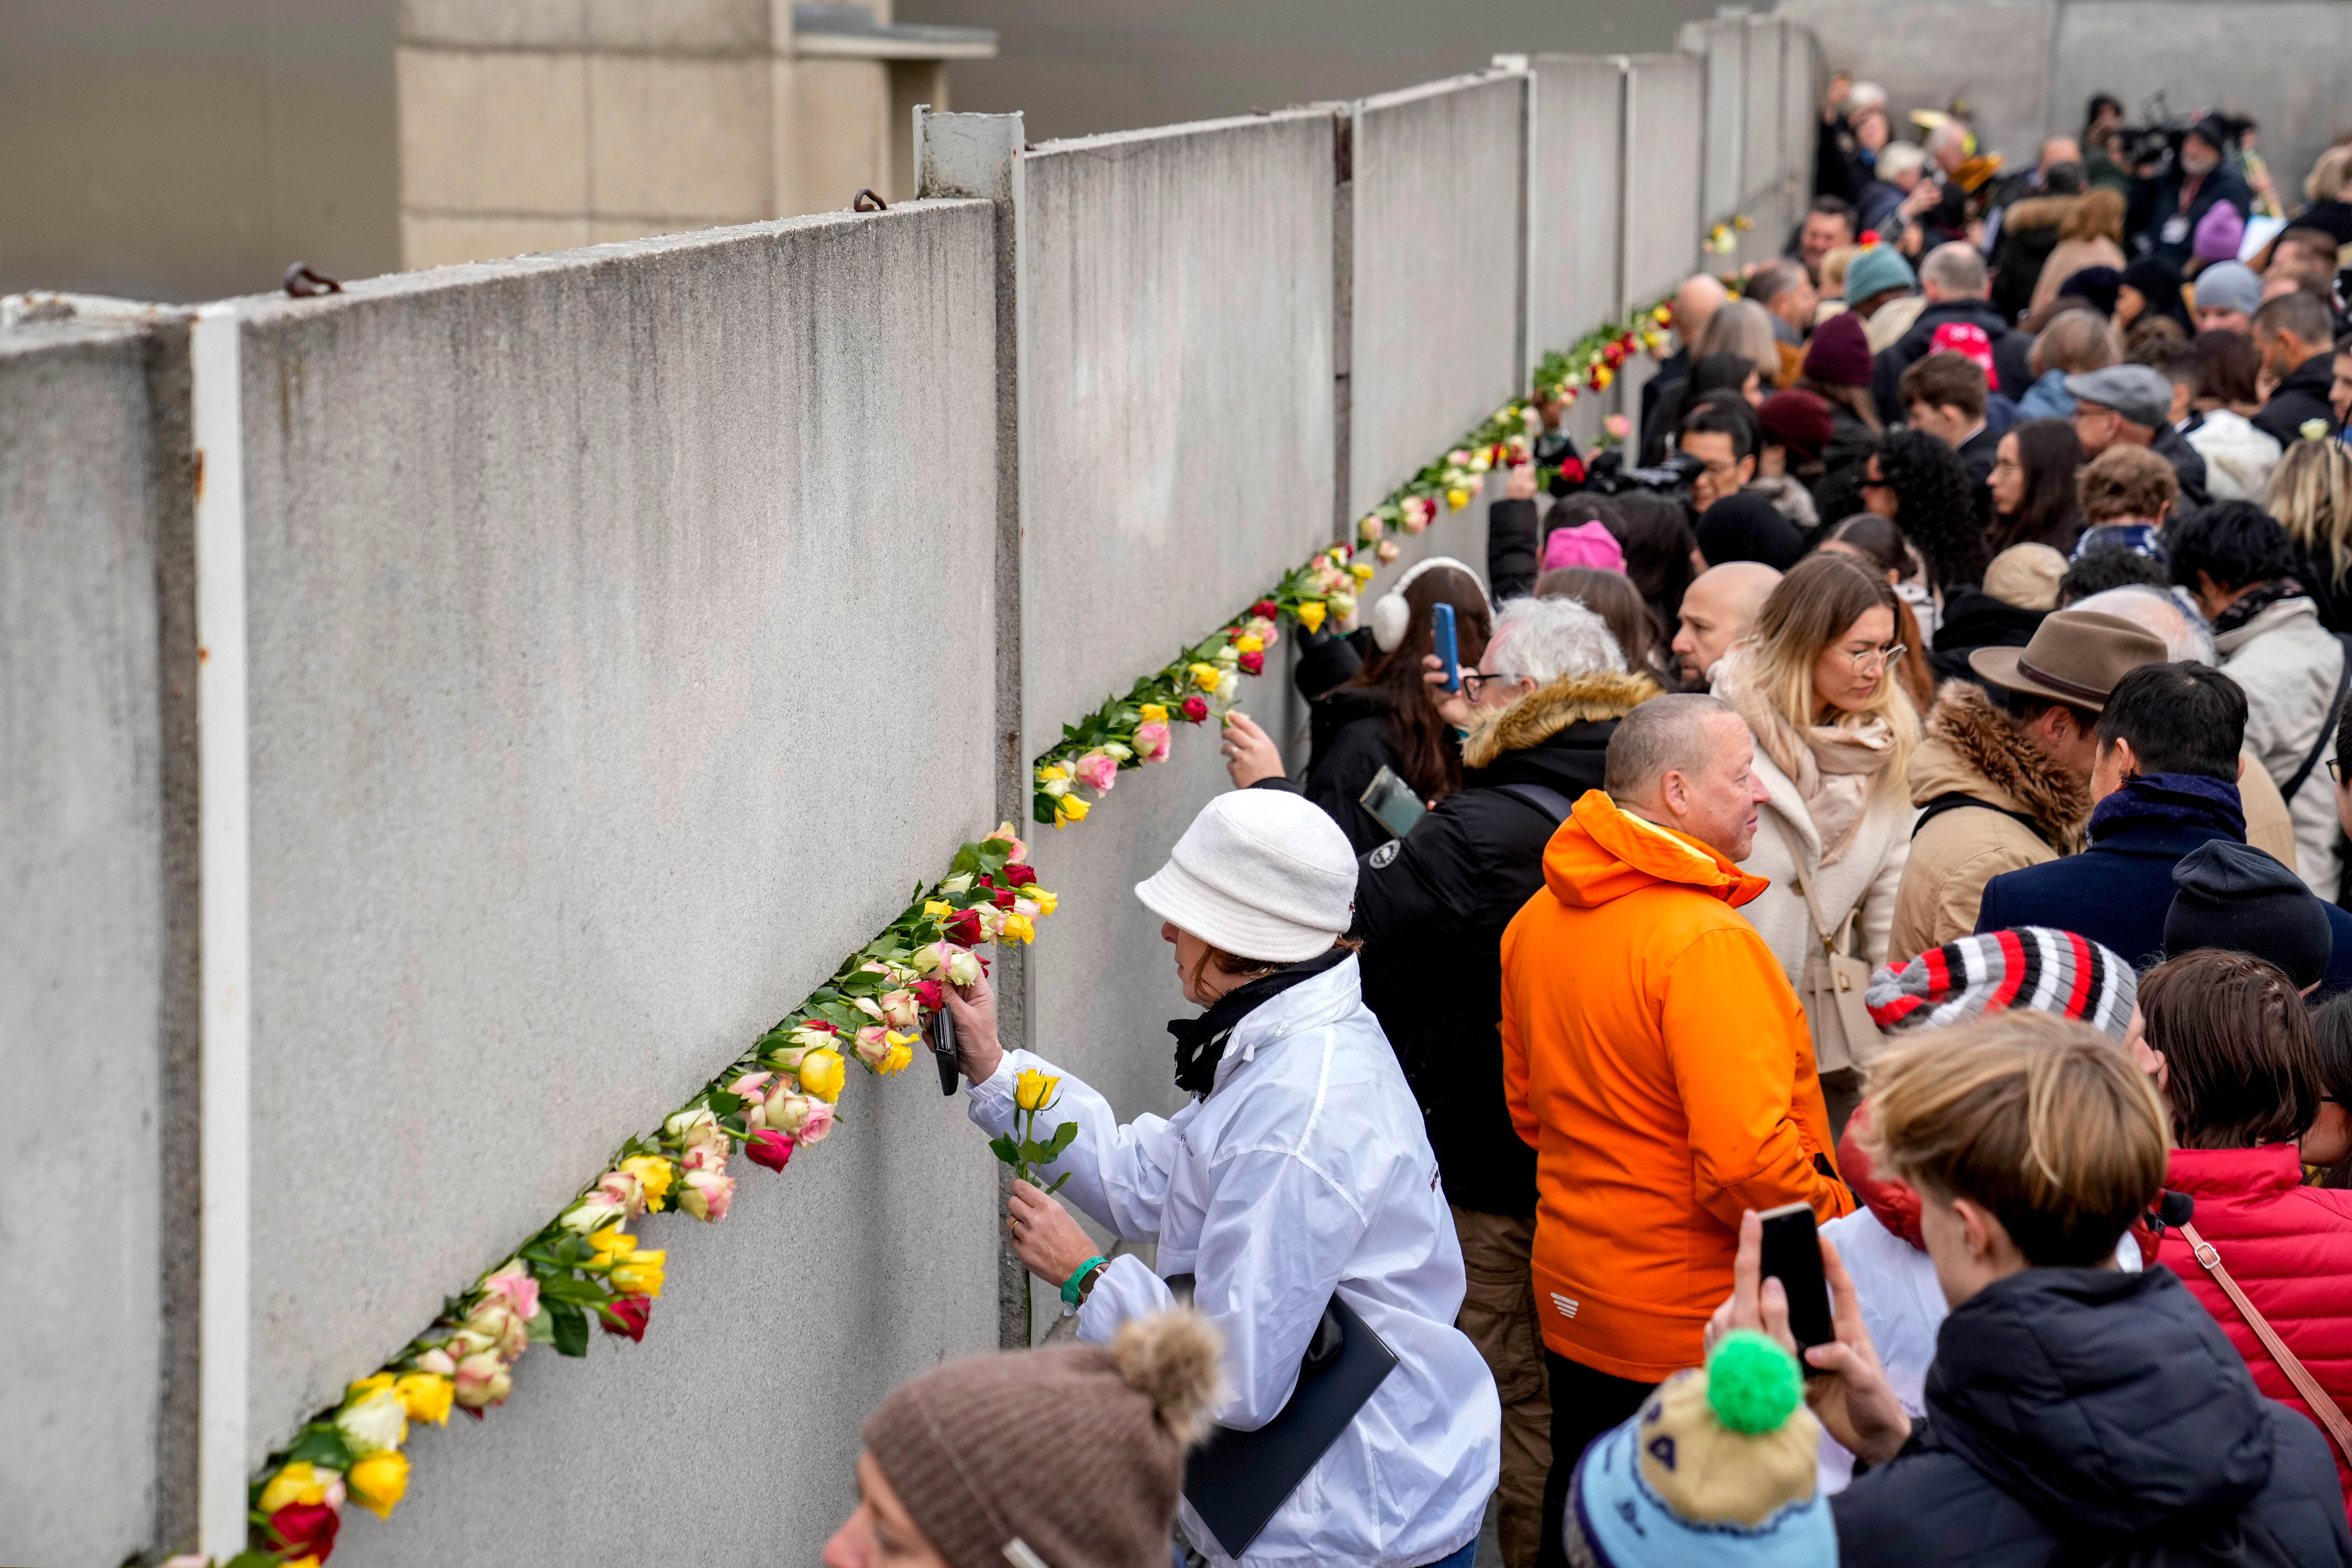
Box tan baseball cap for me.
[1969,609,2169,711]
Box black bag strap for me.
[2280,634,2352,803]
[1495,781,1575,825]
[1911,791,2059,851]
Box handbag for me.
[1774,820,1880,1077]
[2180,1219,2352,1469]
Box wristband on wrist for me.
[1061,1255,1109,1306]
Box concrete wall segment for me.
[1527,55,1626,363]
[224,201,1004,1463]
[0,317,189,1568]
[1013,108,1338,754]
[1348,69,1527,518]
[1622,53,1706,309]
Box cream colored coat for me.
[2217,594,2347,898]
[1737,747,1916,991]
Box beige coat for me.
[1863,294,1929,354]
[1889,684,2088,959]
[1737,747,1914,991]
[2032,235,2129,313]
[2218,594,2348,897]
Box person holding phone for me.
[941,788,1500,1568]
[1708,1012,2352,1567]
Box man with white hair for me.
[1226,595,1660,1568]
[1872,240,2033,421]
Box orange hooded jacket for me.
[1500,788,1852,1382]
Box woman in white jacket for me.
[1716,554,1920,1120]
[942,789,1500,1568]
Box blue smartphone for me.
[1431,603,1461,692]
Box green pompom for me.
[1706,1329,1803,1434]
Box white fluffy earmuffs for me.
[1368,556,1492,652]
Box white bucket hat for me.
[1135,791,1358,963]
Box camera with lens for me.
[1580,448,1705,500]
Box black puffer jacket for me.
[1872,298,2035,425]
[1353,671,1658,1216]
[1834,1265,2352,1567]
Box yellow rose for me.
[1235,633,1263,654]
[1036,763,1069,785]
[609,1249,666,1298]
[394,1371,453,1426]
[880,1041,914,1076]
[796,1044,847,1102]
[1138,702,1168,724]
[259,1461,336,1514]
[587,1225,638,1267]
[1189,662,1221,690]
[347,1450,410,1520]
[1015,1068,1061,1111]
[620,1155,673,1212]
[924,898,953,919]
[1348,560,1374,583]
[1445,487,1469,510]
[1029,886,1058,917]
[1294,599,1327,633]
[1653,303,1672,324]
[1053,794,1090,828]
[998,912,1036,944]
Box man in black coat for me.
[2252,289,2344,447]
[2127,117,2254,273]
[1975,659,2352,989]
[1637,273,1730,465]
[1226,594,1658,1568]
[1872,243,2033,424]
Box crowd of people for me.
[820,83,2352,1568]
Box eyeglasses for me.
[1460,670,1523,699]
[1858,475,1893,491]
[1844,643,1908,674]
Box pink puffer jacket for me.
[2153,1145,2352,1523]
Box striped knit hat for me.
[1865,928,2138,1042]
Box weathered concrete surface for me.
[1623,53,1706,309]
[0,318,185,1568]
[230,202,1005,1474]
[1349,70,1528,519]
[1740,19,1799,258]
[2051,1,2352,206]
[1016,110,1337,755]
[1529,55,1626,363]
[1695,21,1747,227]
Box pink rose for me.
[853,1025,892,1068]
[1376,540,1401,563]
[415,1347,456,1377]
[879,989,921,1028]
[453,1351,511,1411]
[797,1100,837,1145]
[746,1130,795,1172]
[1133,720,1172,763]
[480,1265,540,1322]
[765,1083,811,1131]
[1073,751,1119,792]
[986,824,1030,862]
[680,1167,734,1222]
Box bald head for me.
[1671,562,1781,687]
[1604,695,1766,859]
[1677,274,1731,346]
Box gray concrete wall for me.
[1349,70,1529,519]
[1697,21,1747,227]
[1623,53,1706,308]
[0,317,191,1568]
[1530,55,1627,358]
[229,202,1006,1474]
[1013,111,1338,756]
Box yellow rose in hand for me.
[1015,1068,1061,1112]
[796,1045,847,1103]
[347,1450,410,1519]
[394,1371,454,1426]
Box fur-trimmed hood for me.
[2002,193,2078,234]
[1461,669,1662,770]
[1913,680,2089,849]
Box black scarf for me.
[1168,946,1352,1096]
[2212,578,2304,638]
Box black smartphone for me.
[1431,602,1461,692]
[924,1002,959,1096]
[1756,1201,1836,1373]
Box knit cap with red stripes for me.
[1864,927,2138,1041]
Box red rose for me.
[1238,650,1264,676]
[944,909,984,945]
[599,1296,652,1342]
[1001,864,1036,887]
[911,978,945,1009]
[1559,456,1586,483]
[270,1504,340,1562]
[1251,600,1277,620]
[992,887,1016,910]
[1601,340,1627,368]
[1180,695,1209,724]
[745,1130,794,1173]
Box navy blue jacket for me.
[1976,808,2352,991]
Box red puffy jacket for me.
[2153,1145,2352,1522]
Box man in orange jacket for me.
[1501,692,1852,1568]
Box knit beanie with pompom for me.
[862,1309,1226,1568]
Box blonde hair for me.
[1742,554,1919,783]
[2306,142,2352,204]
[2265,435,2352,587]
[2060,186,2126,244]
[1859,1012,2169,1267]
[1820,244,1861,297]
[1696,299,1782,386]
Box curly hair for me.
[1876,428,1986,590]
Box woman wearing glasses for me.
[1713,553,1922,1131]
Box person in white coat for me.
[942,789,1501,1568]
[1716,553,1921,1124]
[2171,501,2349,899]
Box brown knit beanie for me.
[862,1309,1225,1568]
